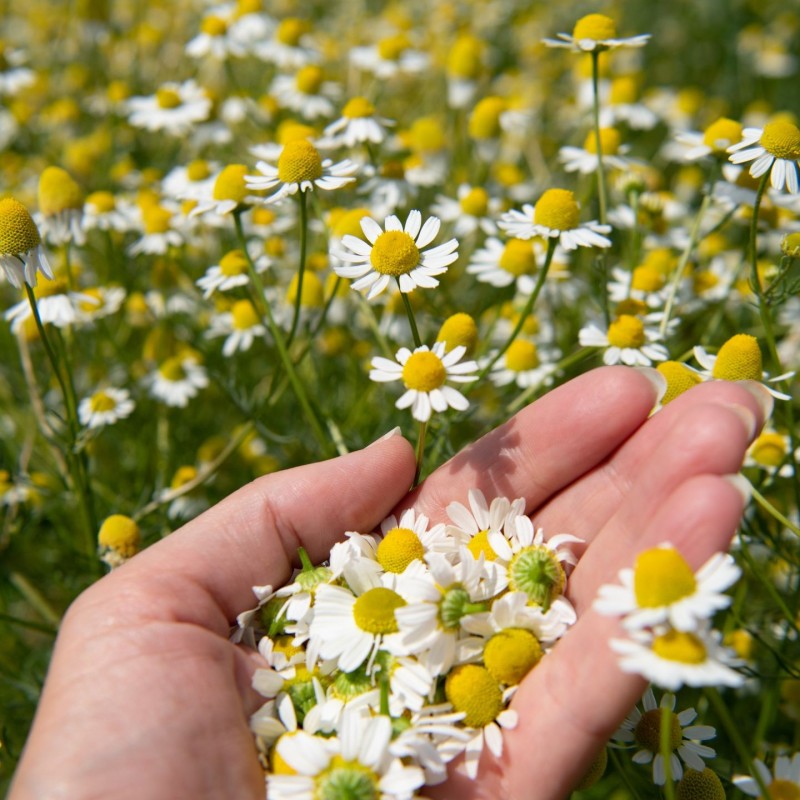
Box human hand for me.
[8,367,771,800]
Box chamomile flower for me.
[674,117,744,162]
[126,80,212,136]
[376,508,449,571]
[543,13,651,52]
[335,210,458,299]
[127,203,184,256]
[162,159,219,203]
[446,490,526,560]
[270,65,340,120]
[147,356,209,408]
[97,514,141,569]
[82,191,138,233]
[485,339,560,391]
[595,545,740,632]
[745,429,797,477]
[579,314,669,366]
[350,32,429,79]
[246,139,357,204]
[5,279,96,333]
[323,97,395,147]
[195,248,270,298]
[253,17,320,68]
[727,119,800,193]
[498,188,612,251]
[443,663,518,779]
[613,688,717,785]
[610,623,744,691]
[691,333,793,400]
[185,10,247,60]
[607,264,670,309]
[207,300,267,356]
[733,753,800,797]
[78,387,135,429]
[430,185,500,238]
[559,127,632,174]
[369,342,478,423]
[37,167,86,246]
[76,286,126,325]
[466,237,555,295]
[0,197,53,288]
[189,164,257,219]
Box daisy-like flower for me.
[374,508,449,573]
[674,117,744,162]
[207,300,267,356]
[162,159,219,203]
[127,202,183,256]
[610,622,744,691]
[195,248,270,298]
[5,278,97,333]
[446,490,526,562]
[185,10,247,60]
[252,16,320,69]
[147,355,209,408]
[245,139,357,204]
[0,197,53,288]
[498,188,612,251]
[734,752,800,797]
[485,339,560,391]
[270,65,340,120]
[82,191,138,233]
[97,514,141,569]
[350,32,429,79]
[466,237,551,295]
[579,313,669,366]
[189,164,256,220]
[269,707,425,800]
[369,342,478,423]
[36,166,86,247]
[727,119,800,193]
[75,286,127,325]
[430,185,500,238]
[78,387,135,429]
[613,687,716,785]
[607,264,670,309]
[334,210,458,299]
[443,663,518,779]
[692,333,793,400]
[745,429,797,477]
[323,96,395,147]
[126,80,212,136]
[558,127,632,174]
[595,544,740,632]
[543,13,651,52]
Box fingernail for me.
[367,427,402,448]
[722,472,752,505]
[735,380,774,424]
[728,403,757,440]
[632,366,667,404]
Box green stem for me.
[286,189,308,348]
[706,686,773,800]
[660,700,676,800]
[398,281,422,348]
[10,572,61,628]
[591,51,608,227]
[413,421,427,488]
[298,546,314,571]
[749,168,772,295]
[750,484,800,536]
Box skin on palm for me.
[9,367,770,800]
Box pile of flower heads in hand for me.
[235,490,582,798]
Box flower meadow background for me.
[1,0,799,797]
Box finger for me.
[96,436,415,627]
[436,473,747,800]
[533,379,770,542]
[406,366,662,523]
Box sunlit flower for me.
[37,166,86,246]
[485,339,560,390]
[674,117,744,162]
[98,514,141,569]
[543,13,651,52]
[350,32,429,79]
[334,210,458,299]
[579,314,669,366]
[0,197,53,288]
[186,10,247,60]
[744,429,797,477]
[431,185,500,238]
[466,237,548,295]
[79,387,135,429]
[147,356,209,407]
[270,65,340,120]
[82,191,138,233]
[126,80,212,135]
[252,16,320,68]
[728,119,800,193]
[5,278,96,333]
[558,127,632,174]
[322,96,394,147]
[369,342,478,422]
[207,300,267,356]
[196,248,270,298]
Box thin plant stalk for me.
[397,281,423,348]
[660,699,676,800]
[286,189,309,348]
[413,420,427,488]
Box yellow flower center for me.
[534,189,580,231]
[447,34,483,79]
[445,664,503,728]
[509,545,565,610]
[186,159,212,182]
[750,432,787,467]
[402,351,446,392]
[765,780,800,800]
[219,249,249,276]
[286,271,324,308]
[499,238,537,277]
[656,361,703,405]
[38,166,83,215]
[159,357,187,381]
[652,629,708,664]
[702,117,743,152]
[34,277,68,299]
[376,526,425,572]
[370,230,420,276]
[437,313,478,355]
[0,197,42,255]
[78,288,105,312]
[277,139,323,184]
[693,269,719,294]
[406,117,445,152]
[634,546,697,608]
[201,15,228,36]
[98,514,141,557]
[352,587,405,634]
[483,628,543,685]
[377,32,410,61]
[142,205,172,235]
[712,334,762,381]
[342,96,375,119]
[276,18,309,46]
[252,207,276,226]
[460,187,489,217]
[572,13,617,42]
[89,391,117,412]
[609,76,638,104]
[607,315,646,348]
[583,127,622,155]
[86,190,116,213]
[156,87,182,109]
[295,65,323,95]
[231,300,260,330]
[759,120,800,161]
[505,340,540,372]
[331,208,371,238]
[213,164,249,203]
[236,0,260,16]
[631,265,666,292]
[170,465,198,489]
[634,708,682,754]
[468,96,506,140]
[468,529,497,561]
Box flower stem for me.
[749,168,772,295]
[286,189,308,348]
[750,483,800,537]
[397,280,422,348]
[591,51,608,227]
[413,420,427,488]
[660,699,676,800]
[298,546,314,572]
